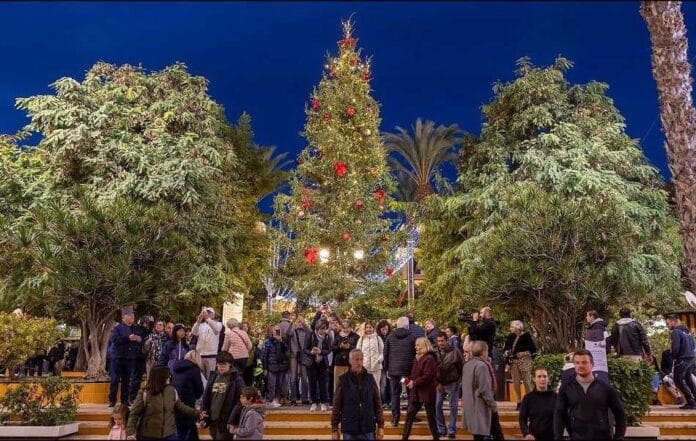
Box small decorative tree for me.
[0,313,61,379]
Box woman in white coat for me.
[357,320,384,393]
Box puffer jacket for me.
[233,402,266,440]
[357,333,383,372]
[263,337,289,373]
[384,328,416,377]
[611,318,651,357]
[171,359,204,407]
[125,385,197,439]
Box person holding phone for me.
[263,325,289,408]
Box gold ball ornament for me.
[364,128,372,136]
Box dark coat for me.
[384,328,416,377]
[671,324,695,360]
[611,318,651,357]
[468,319,496,353]
[519,389,556,440]
[408,323,425,338]
[408,352,437,403]
[263,337,289,373]
[159,340,189,371]
[435,345,463,385]
[332,331,360,367]
[110,323,140,359]
[503,332,537,357]
[332,369,382,435]
[171,359,204,407]
[201,370,245,424]
[426,328,444,347]
[303,331,332,367]
[554,376,626,440]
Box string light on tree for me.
[353,249,365,260]
[319,248,330,264]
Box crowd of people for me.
[96,303,696,440]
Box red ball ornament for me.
[345,107,356,117]
[363,71,370,81]
[385,267,394,277]
[334,161,348,177]
[354,199,364,209]
[304,248,319,265]
[342,232,351,241]
[311,98,320,110]
[380,234,389,242]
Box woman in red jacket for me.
[402,337,440,441]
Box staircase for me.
[65,403,696,440]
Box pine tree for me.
[275,20,403,301]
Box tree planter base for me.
[0,422,79,439]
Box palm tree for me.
[384,119,461,202]
[258,145,292,200]
[641,1,696,290]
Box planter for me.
[0,422,79,438]
[626,425,659,440]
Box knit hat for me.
[121,307,134,316]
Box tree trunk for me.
[642,1,696,290]
[82,312,116,378]
[415,183,432,203]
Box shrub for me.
[533,353,653,425]
[0,376,81,426]
[0,313,62,378]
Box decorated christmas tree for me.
[275,20,404,301]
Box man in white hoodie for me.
[192,306,223,378]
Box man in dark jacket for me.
[464,307,496,354]
[406,312,426,338]
[331,349,385,440]
[263,325,290,407]
[384,316,416,427]
[435,334,463,439]
[554,349,626,440]
[129,316,150,403]
[201,351,245,440]
[108,308,141,407]
[425,319,444,347]
[288,315,312,405]
[611,308,652,362]
[666,314,696,409]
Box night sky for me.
[1,1,694,212]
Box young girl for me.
[107,404,129,440]
[228,386,265,440]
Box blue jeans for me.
[436,382,460,435]
[343,433,375,440]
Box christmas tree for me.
[275,20,404,301]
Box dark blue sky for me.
[2,1,694,207]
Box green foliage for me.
[533,353,653,425]
[0,63,277,374]
[0,313,61,377]
[419,57,682,351]
[0,376,81,426]
[532,353,566,391]
[274,21,405,301]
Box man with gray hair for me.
[384,316,416,427]
[331,349,385,440]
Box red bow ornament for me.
[304,248,319,265]
[334,161,348,177]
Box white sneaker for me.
[310,403,318,412]
[320,403,328,412]
[270,399,281,408]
